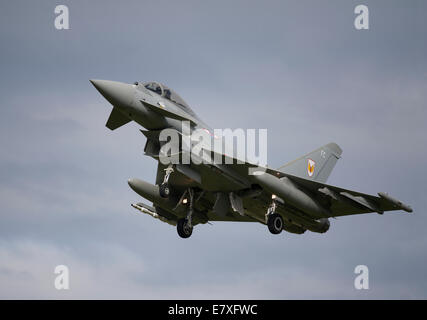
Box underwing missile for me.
[131,203,177,226]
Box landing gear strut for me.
[177,188,194,238]
[266,199,283,235]
[159,165,174,198]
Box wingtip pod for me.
[378,192,413,213]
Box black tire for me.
[267,213,283,235]
[159,183,170,198]
[177,218,193,238]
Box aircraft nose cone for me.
[90,79,134,107]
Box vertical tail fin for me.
[277,143,342,183]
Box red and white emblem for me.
[307,159,315,177]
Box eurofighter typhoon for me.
[90,79,412,238]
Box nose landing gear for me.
[159,165,174,198]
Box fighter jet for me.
[90,79,413,238]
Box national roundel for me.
[307,159,315,177]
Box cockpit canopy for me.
[136,81,196,117]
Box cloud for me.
[0,0,426,299]
[0,239,147,299]
[2,238,425,299]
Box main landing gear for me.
[177,188,194,238]
[159,165,174,198]
[266,199,284,235]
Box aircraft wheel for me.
[267,213,283,234]
[177,218,193,238]
[159,183,170,198]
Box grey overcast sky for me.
[0,0,426,299]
